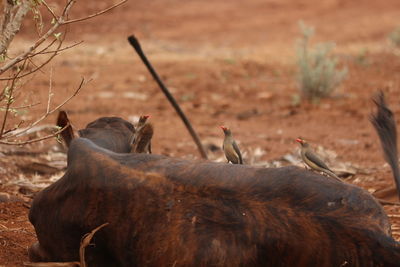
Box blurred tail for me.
[370,91,400,200]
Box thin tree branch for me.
[0,58,26,137]
[32,41,82,56]
[0,0,125,146]
[0,0,127,75]
[41,0,58,21]
[46,67,53,113]
[0,102,40,110]
[0,0,75,74]
[63,0,127,25]
[0,122,70,145]
[4,77,86,138]
[0,0,32,55]
[0,39,78,81]
[2,120,24,135]
[33,38,59,55]
[27,56,46,75]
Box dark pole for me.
[127,35,208,159]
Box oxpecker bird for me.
[131,115,153,153]
[296,138,341,182]
[221,126,243,164]
[137,115,150,129]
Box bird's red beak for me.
[295,138,303,144]
[220,125,227,131]
[144,115,150,119]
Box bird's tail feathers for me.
[322,169,342,182]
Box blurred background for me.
[1,0,400,264]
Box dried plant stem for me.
[0,0,126,146]
[63,0,127,25]
[79,223,109,267]
[0,122,70,145]
[3,78,86,139]
[0,41,83,81]
[0,0,127,75]
[0,0,75,75]
[0,0,32,55]
[0,59,26,137]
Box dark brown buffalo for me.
[29,107,400,266]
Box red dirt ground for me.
[2,0,400,265]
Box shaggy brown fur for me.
[29,114,400,267]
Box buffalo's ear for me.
[56,110,76,147]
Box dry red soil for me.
[2,0,400,265]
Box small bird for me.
[296,138,342,182]
[221,126,243,164]
[131,115,153,153]
[137,115,150,129]
[131,123,153,153]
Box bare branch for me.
[46,67,53,113]
[41,0,58,21]
[0,122,70,145]
[0,58,27,137]
[0,0,125,146]
[0,0,127,75]
[4,77,86,139]
[2,120,24,135]
[0,0,75,74]
[63,0,127,25]
[0,0,32,55]
[0,101,40,110]
[61,0,75,17]
[32,41,83,56]
[0,39,76,81]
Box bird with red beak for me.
[221,126,243,164]
[131,115,152,154]
[296,138,341,182]
[137,115,150,128]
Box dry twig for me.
[0,0,127,74]
[0,122,70,145]
[79,223,109,267]
[0,0,127,146]
[0,77,86,143]
[0,58,27,137]
[0,0,32,56]
[22,223,108,266]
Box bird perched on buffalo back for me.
[296,138,342,182]
[137,115,150,129]
[131,115,153,153]
[221,126,243,164]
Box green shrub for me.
[389,26,400,47]
[296,21,348,102]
